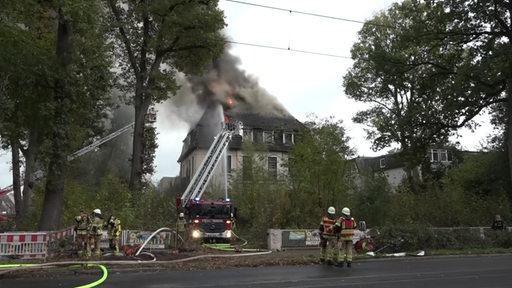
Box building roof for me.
[177,101,304,163]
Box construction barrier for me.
[0,232,48,259]
[267,229,321,251]
[121,230,172,249]
[0,227,171,260]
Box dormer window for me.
[283,132,294,145]
[263,131,274,144]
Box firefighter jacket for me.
[75,215,90,236]
[89,215,104,236]
[177,218,186,232]
[335,216,357,241]
[319,214,337,238]
[106,217,121,238]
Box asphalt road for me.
[2,254,512,287]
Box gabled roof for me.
[177,102,304,163]
[226,111,304,131]
[354,153,404,172]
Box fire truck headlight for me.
[192,230,201,238]
[226,230,232,238]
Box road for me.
[2,254,512,287]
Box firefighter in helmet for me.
[176,212,187,249]
[334,207,357,267]
[89,208,104,258]
[319,206,337,265]
[74,210,91,259]
[105,214,122,256]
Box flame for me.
[226,96,234,108]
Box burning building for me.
[176,52,304,193]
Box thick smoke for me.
[159,51,291,130]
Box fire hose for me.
[0,227,271,287]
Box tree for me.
[39,1,113,230]
[0,1,56,222]
[287,115,354,226]
[0,1,114,230]
[105,0,226,192]
[343,1,509,191]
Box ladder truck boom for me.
[180,128,232,207]
[67,122,135,161]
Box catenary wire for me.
[226,40,352,59]
[222,0,392,58]
[224,0,367,24]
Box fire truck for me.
[177,115,238,243]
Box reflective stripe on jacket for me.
[338,216,356,240]
[320,215,337,237]
[90,216,104,236]
[75,216,90,235]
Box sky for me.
[0,0,494,189]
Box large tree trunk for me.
[21,128,39,221]
[129,100,144,192]
[39,12,72,231]
[10,139,23,224]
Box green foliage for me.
[352,169,392,227]
[343,0,512,191]
[229,148,291,247]
[287,115,354,224]
[374,225,508,252]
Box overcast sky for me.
[0,0,493,189]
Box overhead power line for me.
[222,0,389,59]
[224,0,366,24]
[227,40,352,59]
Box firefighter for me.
[176,212,187,249]
[319,206,337,265]
[74,210,91,259]
[89,208,104,258]
[334,207,357,267]
[105,214,122,256]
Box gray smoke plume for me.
[159,51,291,130]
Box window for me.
[268,156,277,178]
[430,149,439,162]
[243,129,252,141]
[379,158,386,168]
[429,149,449,162]
[252,128,262,143]
[263,131,274,144]
[227,155,232,174]
[284,132,294,145]
[439,150,448,162]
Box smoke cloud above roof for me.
[159,50,291,131]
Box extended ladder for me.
[180,129,232,207]
[67,122,134,161]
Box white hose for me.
[135,227,173,256]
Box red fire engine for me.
[177,113,238,243]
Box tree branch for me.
[107,0,139,75]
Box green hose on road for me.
[0,263,108,288]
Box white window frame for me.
[263,131,274,144]
[283,132,294,145]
